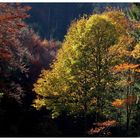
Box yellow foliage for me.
[33,10,140,118]
[101,11,127,35]
[32,98,46,110]
[52,92,59,96]
[131,43,140,59]
[101,10,140,35]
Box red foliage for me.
[0,4,31,64]
[0,48,12,61]
[0,4,31,102]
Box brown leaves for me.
[125,95,137,106]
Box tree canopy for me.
[33,10,140,120]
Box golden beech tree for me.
[33,9,140,134]
[33,11,119,119]
[34,15,117,117]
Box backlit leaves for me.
[131,43,140,59]
[33,9,140,124]
[33,11,119,117]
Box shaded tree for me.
[0,3,31,102]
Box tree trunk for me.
[83,103,88,136]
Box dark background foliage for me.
[25,3,130,40]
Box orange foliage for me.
[112,96,136,108]
[112,63,139,72]
[88,120,117,135]
[94,120,117,127]
[112,99,125,108]
[135,69,140,73]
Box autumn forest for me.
[0,3,140,137]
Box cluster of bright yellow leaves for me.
[32,98,46,110]
[131,43,140,59]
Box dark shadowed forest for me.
[0,3,140,137]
